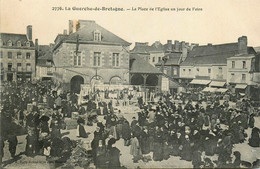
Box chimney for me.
[135,42,149,46]
[167,40,172,51]
[182,47,188,61]
[63,29,67,35]
[27,25,32,41]
[238,36,248,54]
[174,40,180,51]
[68,20,79,34]
[35,39,39,51]
[181,41,186,51]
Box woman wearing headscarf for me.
[130,134,142,163]
[107,138,121,169]
[249,127,260,147]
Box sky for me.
[1,0,260,48]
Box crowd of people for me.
[1,80,260,169]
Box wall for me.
[53,42,130,84]
[0,47,36,81]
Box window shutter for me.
[81,50,85,66]
[101,52,105,67]
[70,50,74,66]
[90,51,93,66]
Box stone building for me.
[0,26,36,82]
[179,36,256,89]
[131,40,197,66]
[227,37,259,98]
[52,20,131,93]
[36,45,55,81]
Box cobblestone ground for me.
[2,103,260,169]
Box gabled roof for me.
[61,20,130,46]
[181,43,256,66]
[0,33,34,47]
[130,54,162,74]
[155,53,182,66]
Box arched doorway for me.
[146,74,158,86]
[110,76,123,85]
[130,74,144,85]
[70,75,84,94]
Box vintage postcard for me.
[0,0,260,168]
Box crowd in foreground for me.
[0,80,260,169]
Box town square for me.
[1,0,260,168]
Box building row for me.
[0,20,260,100]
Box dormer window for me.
[17,41,21,47]
[26,41,30,47]
[94,30,101,41]
[8,40,12,47]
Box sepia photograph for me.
[0,0,260,168]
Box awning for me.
[235,84,247,89]
[210,81,226,87]
[190,79,211,85]
[216,88,228,93]
[202,87,217,92]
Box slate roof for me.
[131,44,151,54]
[130,54,162,74]
[181,43,256,66]
[254,46,260,53]
[155,53,182,66]
[37,45,53,67]
[60,20,130,46]
[0,33,34,47]
[131,41,177,54]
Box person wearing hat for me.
[107,138,121,169]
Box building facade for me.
[36,45,55,80]
[227,53,258,97]
[52,20,131,93]
[0,26,36,82]
[179,36,256,88]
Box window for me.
[152,57,155,62]
[17,41,21,47]
[189,69,191,74]
[242,74,246,81]
[26,63,31,71]
[242,61,246,69]
[73,52,81,66]
[173,68,177,75]
[8,52,12,59]
[94,31,101,41]
[17,52,22,59]
[208,68,211,74]
[0,62,3,69]
[183,69,186,72]
[26,41,30,47]
[197,68,199,72]
[26,53,31,59]
[112,53,120,67]
[8,40,12,47]
[8,63,12,71]
[232,61,235,68]
[17,63,22,71]
[219,67,223,73]
[0,51,3,58]
[94,52,101,66]
[158,57,161,62]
